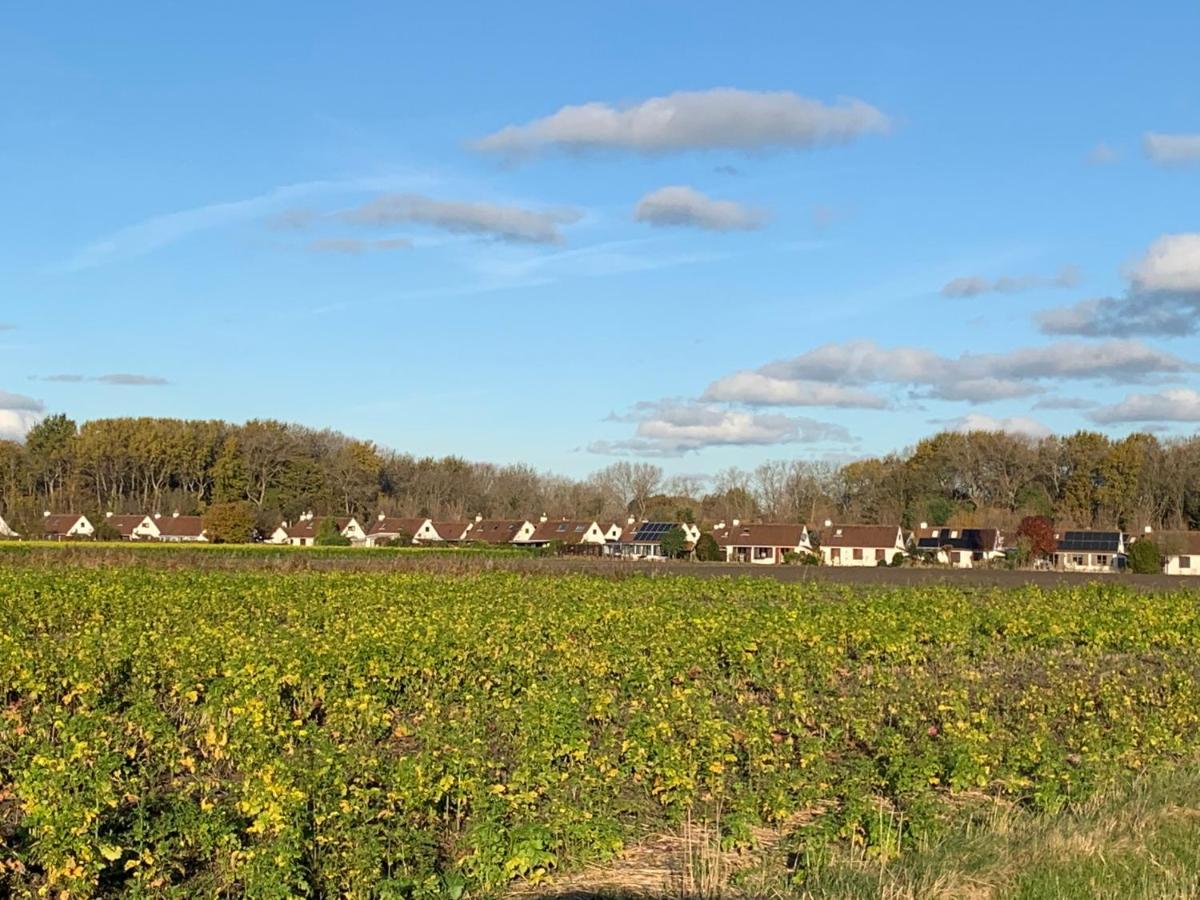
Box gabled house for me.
[602,521,627,542]
[715,521,812,564]
[1052,531,1126,572]
[1142,530,1200,575]
[40,513,94,541]
[0,513,18,538]
[431,521,471,543]
[103,513,159,541]
[609,520,702,560]
[913,525,1004,568]
[820,524,907,566]
[468,519,537,544]
[527,518,608,549]
[365,515,438,546]
[153,513,208,542]
[273,513,367,547]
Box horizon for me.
[4,2,1200,478]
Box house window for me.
[830,547,841,560]
[1182,556,1192,569]
[754,546,772,560]
[556,523,567,532]
[875,548,885,561]
[575,525,584,532]
[1096,554,1109,566]
[1072,554,1085,566]
[853,548,864,560]
[952,552,962,564]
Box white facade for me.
[0,514,17,538]
[1163,553,1200,576]
[820,526,907,567]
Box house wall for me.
[1164,554,1200,575]
[821,545,902,566]
[0,516,16,538]
[341,519,367,544]
[1054,552,1122,573]
[934,549,1002,568]
[68,517,95,538]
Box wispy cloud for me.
[1088,142,1119,165]
[339,193,581,244]
[473,88,891,158]
[942,265,1079,298]
[66,173,430,270]
[32,373,168,386]
[0,324,15,332]
[307,237,412,254]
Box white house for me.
[104,513,160,541]
[1147,530,1200,575]
[608,520,702,559]
[913,525,1005,568]
[0,513,18,538]
[366,515,439,546]
[715,521,812,564]
[602,521,627,542]
[153,513,208,542]
[467,519,537,544]
[1052,531,1125,573]
[820,524,907,566]
[527,518,608,549]
[273,512,367,546]
[41,512,95,540]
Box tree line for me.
[1,415,1199,536]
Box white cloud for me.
[0,390,45,441]
[1089,388,1200,424]
[32,374,168,386]
[702,371,888,408]
[592,400,852,456]
[633,186,766,231]
[1037,234,1200,336]
[943,413,1052,439]
[1143,132,1200,166]
[473,88,890,157]
[341,194,581,244]
[1129,233,1200,292]
[706,339,1192,407]
[942,265,1078,298]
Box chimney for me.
[1144,525,1153,534]
[539,514,548,523]
[627,515,636,525]
[732,518,740,527]
[919,521,928,530]
[475,513,483,523]
[824,519,833,528]
[43,511,51,517]
[715,521,725,530]
[106,511,114,518]
[378,512,386,521]
[154,513,162,520]
[173,511,180,518]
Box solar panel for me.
[632,522,675,541]
[1058,531,1120,552]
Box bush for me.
[889,553,906,567]
[1127,539,1163,575]
[92,520,122,542]
[783,551,820,566]
[315,517,352,547]
[659,526,688,559]
[694,533,723,562]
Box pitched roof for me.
[914,527,1001,552]
[367,516,428,537]
[155,515,205,538]
[42,514,87,535]
[106,514,150,538]
[285,517,350,539]
[1056,530,1123,553]
[715,523,809,548]
[529,520,598,544]
[468,519,528,543]
[1147,530,1200,556]
[821,524,902,548]
[432,521,469,541]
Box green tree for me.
[24,414,77,509]
[314,517,351,546]
[1127,539,1162,575]
[694,532,722,562]
[92,519,123,542]
[659,526,688,559]
[202,501,257,544]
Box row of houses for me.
[0,511,209,542]
[6,509,1200,574]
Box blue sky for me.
[3,2,1199,476]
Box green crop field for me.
[3,565,1200,898]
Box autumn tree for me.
[202,501,257,544]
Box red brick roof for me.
[715,523,809,548]
[105,515,149,538]
[285,517,350,539]
[432,521,469,541]
[1152,531,1200,556]
[530,520,597,544]
[367,517,428,537]
[821,524,903,548]
[468,520,528,543]
[155,515,206,538]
